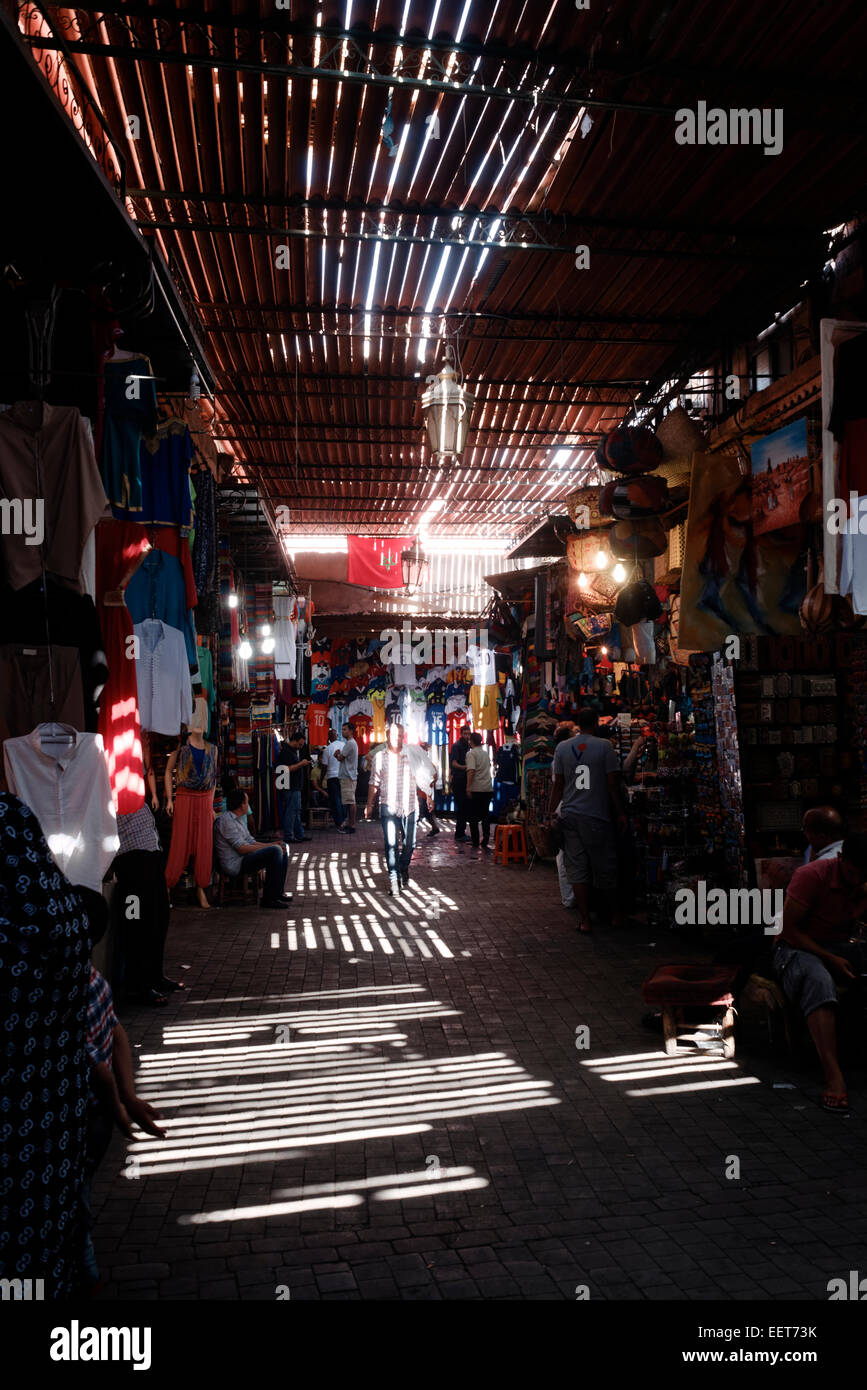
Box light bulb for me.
[600,646,608,656]
[259,623,271,637]
[594,548,608,569]
[262,637,275,654]
[613,562,627,582]
[577,571,589,589]
[238,640,252,661]
[227,593,239,609]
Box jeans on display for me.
[468,791,491,847]
[279,787,305,841]
[241,843,289,900]
[327,777,345,827]
[114,848,171,990]
[452,777,468,836]
[380,810,417,878]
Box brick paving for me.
[92,821,867,1300]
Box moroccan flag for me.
[346,536,410,589]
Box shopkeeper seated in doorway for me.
[214,790,294,909]
[774,832,867,1115]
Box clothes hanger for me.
[38,721,77,749]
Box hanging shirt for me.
[134,620,193,736]
[391,662,416,686]
[840,496,867,615]
[306,703,330,746]
[370,692,387,741]
[350,714,373,751]
[3,727,119,892]
[273,595,297,680]
[175,740,218,790]
[426,702,447,745]
[114,418,193,529]
[0,401,108,592]
[470,683,500,731]
[100,356,159,514]
[124,548,198,667]
[467,643,497,686]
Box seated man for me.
[774,831,867,1114]
[802,805,845,863]
[214,789,293,909]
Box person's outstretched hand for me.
[125,1095,167,1139]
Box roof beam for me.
[197,302,699,328]
[130,189,808,247]
[215,386,633,407]
[130,213,802,263]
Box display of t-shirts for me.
[3,727,119,892]
[840,495,867,614]
[470,683,500,731]
[100,356,159,514]
[426,703,447,746]
[467,642,497,686]
[445,692,468,716]
[306,703,330,746]
[385,697,403,726]
[0,577,109,733]
[124,548,198,667]
[134,620,193,735]
[0,401,109,592]
[273,594,297,680]
[422,666,449,685]
[447,711,470,748]
[495,744,520,784]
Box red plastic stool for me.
[642,963,740,1058]
[493,823,528,865]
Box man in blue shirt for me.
[214,789,293,908]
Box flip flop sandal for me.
[821,1092,851,1114]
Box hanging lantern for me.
[420,362,474,459]
[401,537,428,595]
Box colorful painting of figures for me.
[750,419,812,535]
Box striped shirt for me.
[86,967,117,1067]
[370,748,416,816]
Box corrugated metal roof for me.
[23,0,867,542]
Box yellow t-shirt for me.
[370,690,387,741]
[470,683,499,731]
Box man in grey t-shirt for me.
[547,708,626,933]
[336,724,359,833]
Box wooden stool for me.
[493,823,528,865]
[309,806,330,828]
[641,963,740,1059]
[217,868,263,906]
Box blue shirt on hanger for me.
[125,548,198,666]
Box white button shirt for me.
[134,619,193,735]
[3,727,120,891]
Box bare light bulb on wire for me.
[612,562,627,582]
[577,571,589,589]
[227,593,239,609]
[238,639,252,661]
[594,548,608,569]
[262,637,275,655]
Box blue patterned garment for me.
[0,795,92,1298]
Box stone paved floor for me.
[93,822,867,1301]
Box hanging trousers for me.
[165,787,214,888]
[114,848,171,989]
